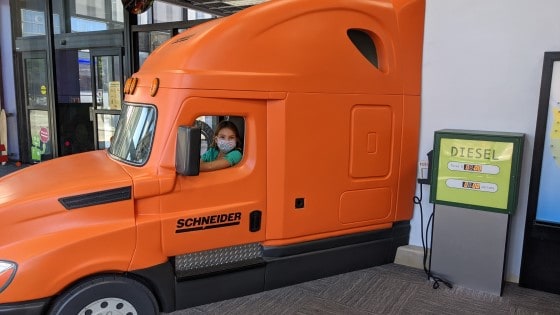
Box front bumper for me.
[0,298,50,314]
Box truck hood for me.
[0,151,133,246]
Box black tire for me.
[194,120,214,145]
[49,275,159,315]
[195,120,214,149]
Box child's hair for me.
[211,120,242,150]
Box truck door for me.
[161,97,267,259]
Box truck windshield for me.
[108,103,156,165]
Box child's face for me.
[216,127,236,142]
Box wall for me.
[411,0,560,282]
[0,0,19,160]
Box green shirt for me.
[201,147,242,166]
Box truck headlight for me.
[0,261,17,294]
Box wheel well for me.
[46,271,165,313]
[128,261,176,313]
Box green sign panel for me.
[430,130,524,214]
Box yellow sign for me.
[430,130,524,214]
[40,85,47,95]
[108,81,121,110]
[435,139,513,210]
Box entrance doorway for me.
[16,34,125,162]
[11,0,212,164]
[11,0,126,164]
[54,46,124,157]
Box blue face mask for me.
[217,139,236,153]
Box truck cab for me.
[0,0,425,313]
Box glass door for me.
[22,51,54,163]
[90,48,123,150]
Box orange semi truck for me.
[0,0,425,313]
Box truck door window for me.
[108,103,156,165]
[196,115,245,170]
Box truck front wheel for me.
[49,275,159,315]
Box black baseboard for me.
[264,237,393,290]
[175,266,266,309]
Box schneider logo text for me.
[176,212,241,233]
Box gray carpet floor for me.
[169,264,560,314]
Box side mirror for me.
[122,0,154,15]
[176,126,201,176]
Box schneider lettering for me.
[176,212,242,233]
[450,146,499,160]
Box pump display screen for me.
[430,130,524,214]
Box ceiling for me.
[167,0,268,17]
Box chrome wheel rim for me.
[78,297,137,315]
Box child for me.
[200,120,243,172]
